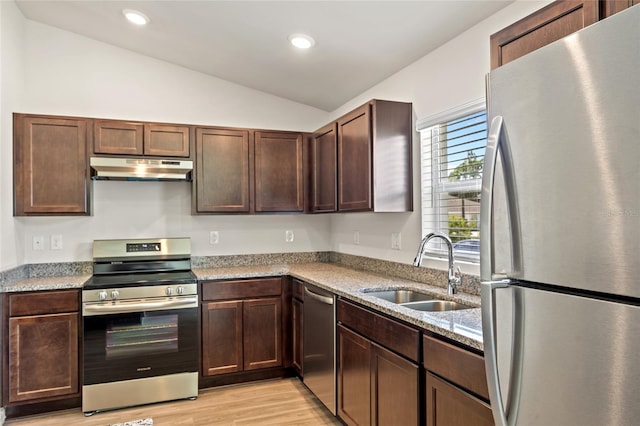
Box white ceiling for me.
[15,1,513,111]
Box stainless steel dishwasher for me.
[303,283,336,415]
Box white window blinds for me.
[418,99,486,262]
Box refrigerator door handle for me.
[480,115,503,281]
[481,279,513,426]
[480,114,523,281]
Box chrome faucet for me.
[413,232,461,295]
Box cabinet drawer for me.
[292,279,304,300]
[202,278,282,301]
[9,290,79,317]
[337,299,419,362]
[423,334,489,400]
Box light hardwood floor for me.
[6,378,341,426]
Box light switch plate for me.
[285,230,294,243]
[209,231,219,245]
[51,234,63,250]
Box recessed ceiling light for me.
[289,34,315,49]
[123,9,150,26]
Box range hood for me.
[90,157,193,181]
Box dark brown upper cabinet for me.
[601,0,638,17]
[94,119,190,157]
[195,127,251,213]
[310,123,338,213]
[255,131,304,213]
[13,114,91,216]
[311,99,413,213]
[490,0,600,69]
[194,128,304,214]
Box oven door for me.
[83,297,198,385]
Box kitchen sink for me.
[363,289,433,304]
[363,289,474,311]
[400,300,473,312]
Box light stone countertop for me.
[195,262,484,351]
[0,262,483,351]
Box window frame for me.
[417,98,486,264]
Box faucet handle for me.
[453,265,462,284]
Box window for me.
[417,99,487,262]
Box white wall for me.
[1,1,26,269]
[2,0,553,267]
[328,0,553,274]
[4,11,332,264]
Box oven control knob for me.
[176,286,184,295]
[111,290,120,300]
[166,287,173,296]
[98,291,108,301]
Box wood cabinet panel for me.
[425,372,493,426]
[337,325,371,426]
[337,104,372,211]
[310,123,337,213]
[8,313,79,403]
[14,114,90,215]
[337,299,420,362]
[95,120,190,157]
[423,334,489,400]
[243,298,282,371]
[372,343,419,426]
[254,131,304,212]
[195,128,250,213]
[201,301,243,376]
[602,0,638,17]
[490,0,600,69]
[94,120,143,155]
[9,291,78,317]
[202,278,282,301]
[292,297,303,376]
[144,124,190,157]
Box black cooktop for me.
[83,270,197,290]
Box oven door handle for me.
[83,296,198,316]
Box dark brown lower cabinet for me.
[337,301,420,425]
[425,373,493,426]
[292,297,303,375]
[4,290,80,409]
[243,298,282,371]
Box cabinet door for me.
[425,372,493,426]
[14,115,90,215]
[243,298,283,370]
[490,0,599,69]
[202,301,243,376]
[8,313,79,403]
[310,123,337,213]
[292,297,303,376]
[144,124,190,157]
[337,103,372,211]
[372,343,419,426]
[254,131,304,212]
[94,119,143,155]
[196,128,250,213]
[337,325,372,426]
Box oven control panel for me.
[83,283,198,303]
[126,242,161,253]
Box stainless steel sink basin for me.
[400,300,473,312]
[364,289,433,304]
[364,289,474,311]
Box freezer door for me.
[486,284,640,426]
[484,5,640,298]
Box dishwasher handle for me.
[304,286,334,305]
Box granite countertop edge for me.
[1,263,484,351]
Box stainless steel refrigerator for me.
[481,5,640,426]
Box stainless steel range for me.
[82,238,198,416]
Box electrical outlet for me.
[51,234,63,250]
[32,236,44,251]
[285,230,294,243]
[353,231,360,245]
[209,231,219,245]
[391,232,402,250]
